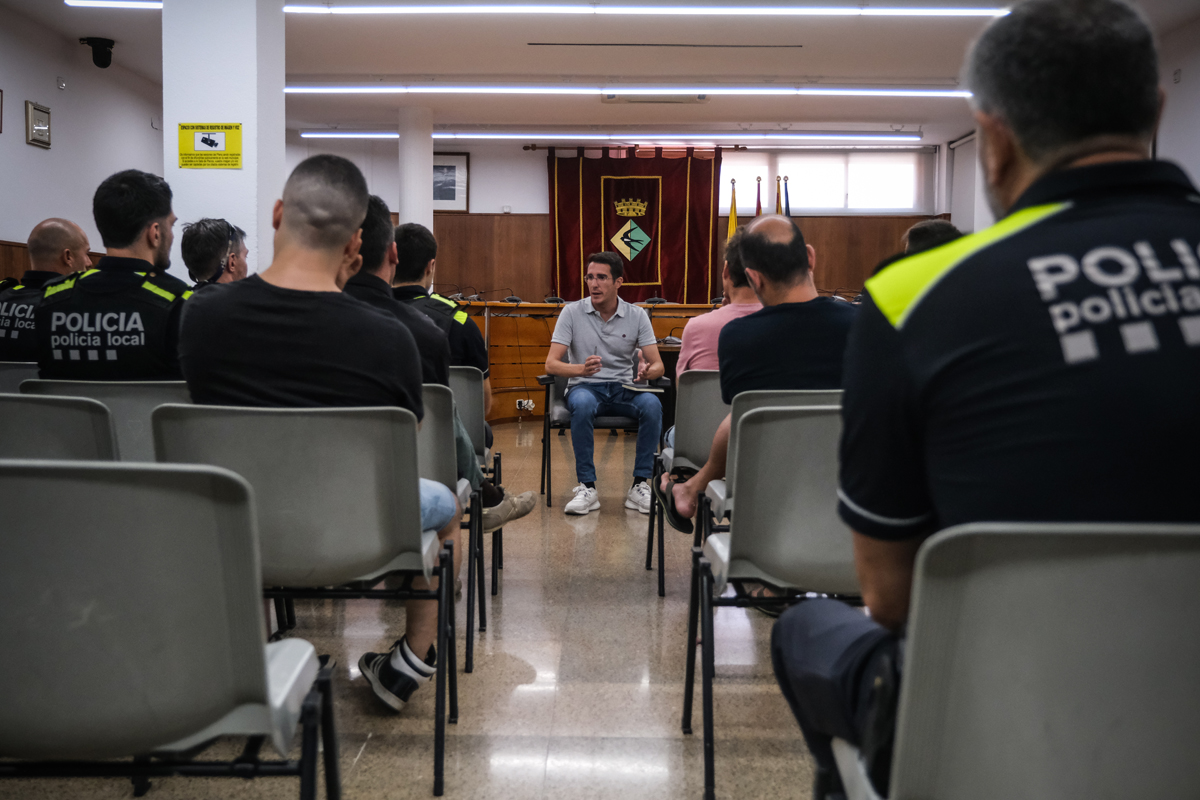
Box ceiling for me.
[5,0,1200,145]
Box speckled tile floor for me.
[6,422,813,799]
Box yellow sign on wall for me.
[178,123,242,169]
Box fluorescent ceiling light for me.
[300,131,923,142]
[64,0,162,7]
[284,4,1007,17]
[286,84,970,98]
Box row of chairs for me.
[650,370,1200,800]
[0,365,498,798]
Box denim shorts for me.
[420,478,457,532]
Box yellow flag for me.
[775,176,783,214]
[727,179,738,238]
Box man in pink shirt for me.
[676,228,761,378]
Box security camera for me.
[80,37,115,69]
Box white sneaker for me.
[565,483,600,515]
[625,480,652,514]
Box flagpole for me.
[755,176,762,217]
[775,176,783,214]
[727,179,737,238]
[784,176,791,217]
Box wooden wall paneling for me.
[432,213,552,304]
[0,240,105,282]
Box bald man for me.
[180,154,461,716]
[0,219,91,362]
[653,215,858,533]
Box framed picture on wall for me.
[26,101,51,148]
[433,152,469,213]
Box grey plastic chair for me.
[450,365,508,595]
[20,379,191,462]
[0,361,38,393]
[832,522,1200,800]
[704,389,843,523]
[422,383,486,673]
[151,404,457,796]
[0,393,118,460]
[0,460,340,800]
[646,370,727,597]
[684,405,859,800]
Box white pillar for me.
[397,107,434,230]
[161,0,285,282]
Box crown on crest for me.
[615,198,648,217]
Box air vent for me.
[601,94,709,104]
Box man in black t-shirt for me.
[34,170,191,380]
[771,3,1200,798]
[180,154,460,716]
[654,215,857,531]
[345,195,535,532]
[0,218,92,362]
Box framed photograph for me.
[433,152,469,213]
[1,89,4,134]
[26,101,50,149]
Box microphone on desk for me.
[476,288,521,303]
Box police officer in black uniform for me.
[35,170,191,380]
[771,2,1200,798]
[0,218,93,362]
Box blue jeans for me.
[565,382,663,483]
[420,477,457,532]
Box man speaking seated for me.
[544,252,665,516]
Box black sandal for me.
[651,475,694,534]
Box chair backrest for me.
[20,379,192,462]
[0,361,39,394]
[890,522,1200,800]
[727,406,858,595]
[672,370,727,468]
[0,460,268,761]
[419,383,458,492]
[152,405,422,587]
[448,366,486,457]
[0,393,118,460]
[727,389,842,498]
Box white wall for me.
[1158,14,1200,184]
[0,4,162,253]
[285,133,550,216]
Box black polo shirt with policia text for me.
[0,270,62,362]
[34,257,191,380]
[838,161,1200,542]
[393,285,489,377]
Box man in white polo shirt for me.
[544,252,665,516]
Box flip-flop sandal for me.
[749,585,786,618]
[651,475,694,534]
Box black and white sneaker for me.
[358,636,436,712]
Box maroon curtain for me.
[548,147,723,304]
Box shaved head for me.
[741,214,810,285]
[27,218,90,274]
[281,155,369,251]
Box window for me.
[719,149,932,215]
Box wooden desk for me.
[460,301,716,423]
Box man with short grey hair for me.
[771,2,1200,797]
[544,251,665,516]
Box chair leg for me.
[700,558,717,800]
[298,683,321,800]
[491,530,500,596]
[475,497,487,631]
[498,529,504,569]
[285,598,297,630]
[682,546,701,735]
[131,757,151,797]
[446,541,458,725]
[494,452,504,571]
[318,667,343,800]
[433,548,449,797]
[465,496,477,674]
[657,489,666,598]
[696,494,709,549]
[541,385,551,503]
[645,458,658,571]
[273,597,288,635]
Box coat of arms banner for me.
[548,147,723,304]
